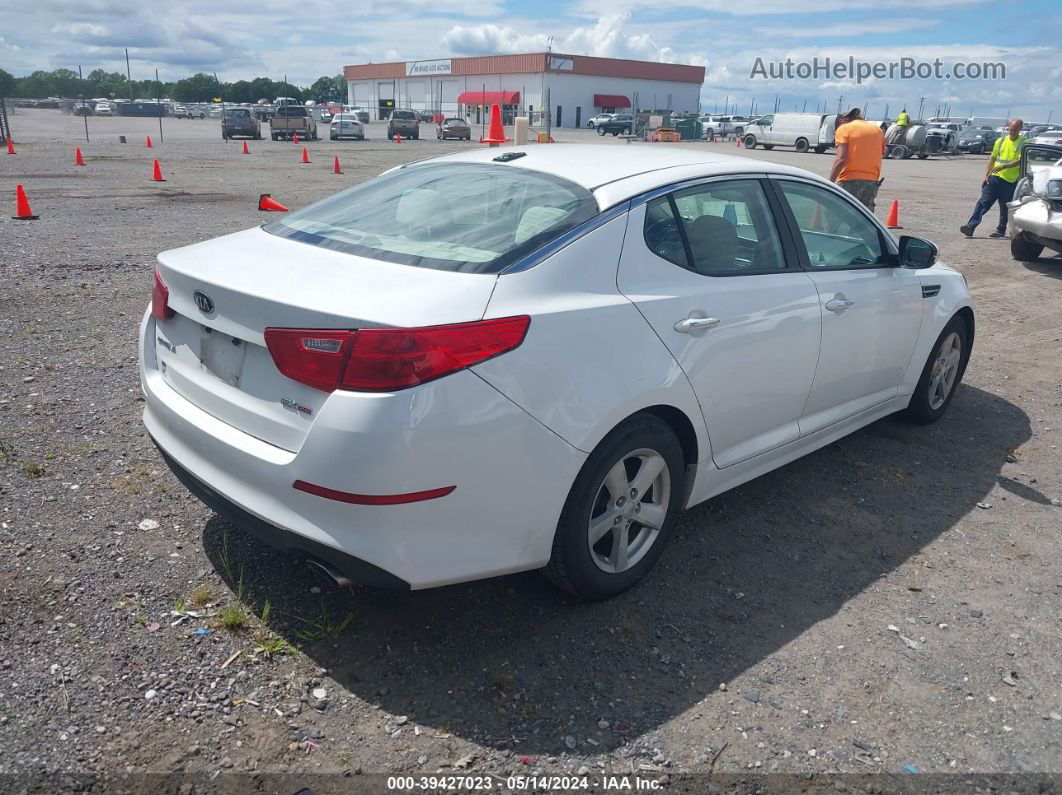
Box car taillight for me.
[151,268,174,320]
[264,316,530,393]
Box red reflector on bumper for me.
[293,480,455,505]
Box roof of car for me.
[417,144,828,208]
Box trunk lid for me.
[153,226,497,452]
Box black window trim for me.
[641,175,802,278]
[766,175,900,272]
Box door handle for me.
[674,316,720,333]
[825,297,855,313]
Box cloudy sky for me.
[2,0,1060,119]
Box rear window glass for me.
[444,118,465,124]
[392,111,416,120]
[265,162,598,274]
[225,109,250,118]
[276,106,307,117]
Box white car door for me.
[617,177,822,468]
[772,178,924,434]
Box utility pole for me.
[917,96,925,121]
[78,65,89,143]
[155,68,164,143]
[125,48,133,101]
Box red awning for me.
[457,91,520,106]
[594,94,631,108]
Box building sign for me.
[406,60,452,77]
[549,56,574,71]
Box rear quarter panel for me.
[472,212,711,473]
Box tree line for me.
[0,68,347,104]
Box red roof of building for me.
[344,53,704,84]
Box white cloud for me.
[444,13,679,62]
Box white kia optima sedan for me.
[139,145,974,599]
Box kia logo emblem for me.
[193,290,215,314]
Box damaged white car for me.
[1009,143,1062,261]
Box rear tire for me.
[794,138,809,153]
[762,144,774,150]
[814,145,828,154]
[1011,232,1044,262]
[544,414,686,600]
[743,134,757,149]
[904,315,970,425]
[917,153,929,160]
[598,127,606,136]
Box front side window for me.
[266,163,598,274]
[777,181,886,269]
[644,179,786,275]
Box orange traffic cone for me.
[151,159,165,182]
[332,156,342,175]
[301,146,310,164]
[480,103,508,145]
[885,200,900,228]
[146,135,153,148]
[735,136,742,148]
[242,141,250,155]
[258,193,289,212]
[810,203,824,230]
[75,147,85,166]
[393,134,401,143]
[13,184,39,220]
[6,138,15,154]
[293,133,299,144]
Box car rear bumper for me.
[139,309,584,589]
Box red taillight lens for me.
[151,268,174,321]
[262,329,357,392]
[264,316,529,393]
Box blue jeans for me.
[967,175,1016,234]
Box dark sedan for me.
[437,117,472,141]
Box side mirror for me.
[898,235,938,269]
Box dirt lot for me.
[1,109,1060,791]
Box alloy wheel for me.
[928,332,962,409]
[587,448,671,574]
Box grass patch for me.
[220,602,248,631]
[0,440,14,467]
[22,461,43,478]
[218,530,236,583]
[295,598,354,643]
[190,585,213,607]
[172,597,186,614]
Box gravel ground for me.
[1,109,1061,791]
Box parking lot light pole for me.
[78,65,89,144]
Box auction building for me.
[343,53,705,127]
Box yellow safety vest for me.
[991,134,1025,183]
[896,112,909,126]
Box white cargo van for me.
[743,112,838,153]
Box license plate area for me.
[199,327,248,388]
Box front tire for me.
[743,134,757,149]
[904,315,970,425]
[1011,232,1044,262]
[544,415,686,600]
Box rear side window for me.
[265,163,598,273]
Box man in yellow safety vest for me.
[960,118,1026,238]
[896,109,910,127]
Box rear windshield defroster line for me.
[264,162,599,274]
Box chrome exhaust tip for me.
[306,558,353,589]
